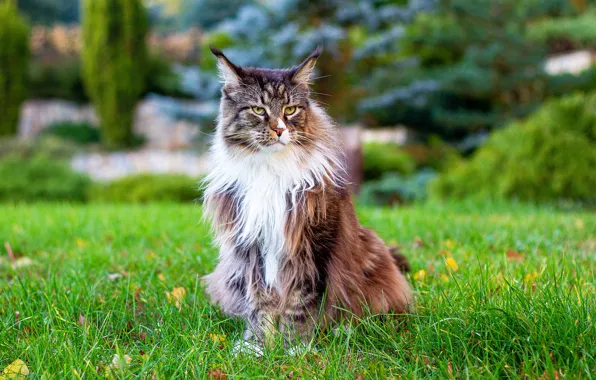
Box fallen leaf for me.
[77,314,88,328]
[107,273,123,281]
[209,333,227,348]
[507,250,524,262]
[4,242,16,263]
[11,257,35,270]
[166,287,186,309]
[413,237,425,248]
[109,354,132,370]
[157,273,166,282]
[75,238,88,248]
[444,239,456,250]
[413,270,426,281]
[524,272,539,283]
[0,359,30,378]
[445,257,459,271]
[207,368,227,380]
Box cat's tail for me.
[389,246,411,274]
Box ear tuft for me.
[210,46,241,86]
[209,45,224,57]
[292,46,323,85]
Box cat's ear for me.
[291,46,323,85]
[210,46,242,86]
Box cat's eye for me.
[284,106,297,115]
[252,106,265,115]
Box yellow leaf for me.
[1,359,30,378]
[75,238,88,248]
[445,257,459,271]
[141,354,150,361]
[146,251,157,260]
[157,273,166,282]
[209,333,227,347]
[166,287,186,309]
[440,274,450,283]
[524,272,539,283]
[413,269,426,281]
[444,239,456,249]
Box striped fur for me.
[203,47,414,347]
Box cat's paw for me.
[332,324,354,338]
[286,343,315,356]
[232,340,264,357]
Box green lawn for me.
[0,203,594,378]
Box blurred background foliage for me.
[0,0,594,206]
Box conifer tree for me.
[82,0,148,148]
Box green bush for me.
[40,122,101,145]
[0,2,29,136]
[528,11,596,49]
[0,155,91,202]
[0,136,80,160]
[82,0,149,149]
[402,137,461,171]
[90,174,201,203]
[431,92,596,204]
[362,142,416,181]
[360,169,437,206]
[28,60,89,103]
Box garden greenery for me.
[0,2,29,137]
[89,174,201,203]
[431,92,596,203]
[82,0,149,149]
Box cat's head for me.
[211,46,323,154]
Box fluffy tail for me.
[389,246,411,273]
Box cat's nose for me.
[272,128,284,137]
[270,118,287,137]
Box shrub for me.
[28,60,89,103]
[82,0,149,149]
[360,169,437,206]
[40,122,101,145]
[528,11,596,50]
[362,142,416,181]
[401,137,461,171]
[0,155,91,202]
[0,136,80,160]
[0,2,29,136]
[431,92,596,204]
[89,174,201,203]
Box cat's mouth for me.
[261,139,289,153]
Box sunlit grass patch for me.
[0,203,594,378]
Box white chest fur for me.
[237,166,288,286]
[204,139,341,288]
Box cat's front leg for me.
[278,290,319,345]
[233,309,277,356]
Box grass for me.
[0,202,594,378]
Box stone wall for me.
[18,98,203,149]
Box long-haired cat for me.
[203,46,413,351]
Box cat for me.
[202,46,413,351]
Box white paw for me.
[332,324,354,338]
[232,340,264,357]
[287,343,315,356]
